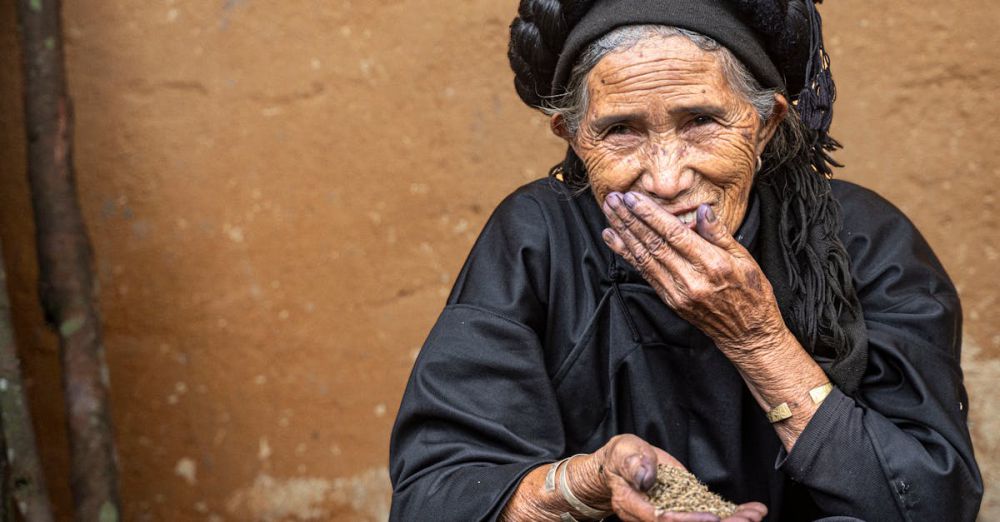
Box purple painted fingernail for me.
[700,204,717,223]
[636,460,655,491]
[602,229,613,243]
[606,193,621,208]
[623,192,638,209]
[627,454,655,491]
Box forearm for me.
[721,326,829,451]
[500,454,609,521]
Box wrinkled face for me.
[562,35,783,233]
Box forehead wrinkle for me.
[597,56,717,88]
[591,72,720,105]
[596,92,702,118]
[591,88,730,120]
[597,74,754,123]
[599,78,712,98]
[589,61,732,114]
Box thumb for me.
[623,452,657,492]
[695,204,741,255]
[604,435,659,492]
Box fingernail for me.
[700,203,717,223]
[640,466,655,491]
[602,229,613,244]
[606,193,621,209]
[632,456,655,491]
[623,192,638,209]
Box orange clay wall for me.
[0,1,997,520]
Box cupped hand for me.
[651,503,769,522]
[595,434,766,522]
[600,191,787,355]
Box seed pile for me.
[646,465,737,518]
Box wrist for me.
[718,319,795,365]
[569,451,614,512]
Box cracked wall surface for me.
[0,0,996,520]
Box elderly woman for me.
[389,0,982,520]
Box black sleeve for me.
[388,188,563,521]
[776,183,983,521]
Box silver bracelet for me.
[544,458,564,492]
[544,458,580,521]
[558,454,609,521]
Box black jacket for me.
[389,178,982,521]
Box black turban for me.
[552,0,787,93]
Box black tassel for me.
[796,0,842,177]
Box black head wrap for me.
[552,0,786,94]
[508,0,869,394]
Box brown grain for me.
[647,465,737,518]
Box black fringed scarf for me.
[510,0,869,393]
[755,169,868,394]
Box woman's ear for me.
[550,113,573,142]
[756,92,789,155]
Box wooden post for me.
[0,412,8,522]
[0,240,53,522]
[15,0,122,520]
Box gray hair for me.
[545,25,805,174]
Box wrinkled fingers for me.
[724,502,767,522]
[654,509,721,522]
[608,475,660,522]
[602,194,682,284]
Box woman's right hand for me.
[500,433,766,521]
[591,434,767,522]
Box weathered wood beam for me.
[0,240,53,522]
[15,0,122,520]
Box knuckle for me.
[663,221,687,244]
[606,434,635,458]
[633,249,654,270]
[675,291,693,309]
[690,283,713,301]
[622,252,640,268]
[613,433,643,455]
[647,235,667,257]
[620,212,639,228]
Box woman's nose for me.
[639,145,693,200]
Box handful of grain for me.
[646,465,737,519]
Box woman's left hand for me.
[601,191,786,356]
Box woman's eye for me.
[606,123,632,135]
[691,115,714,126]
